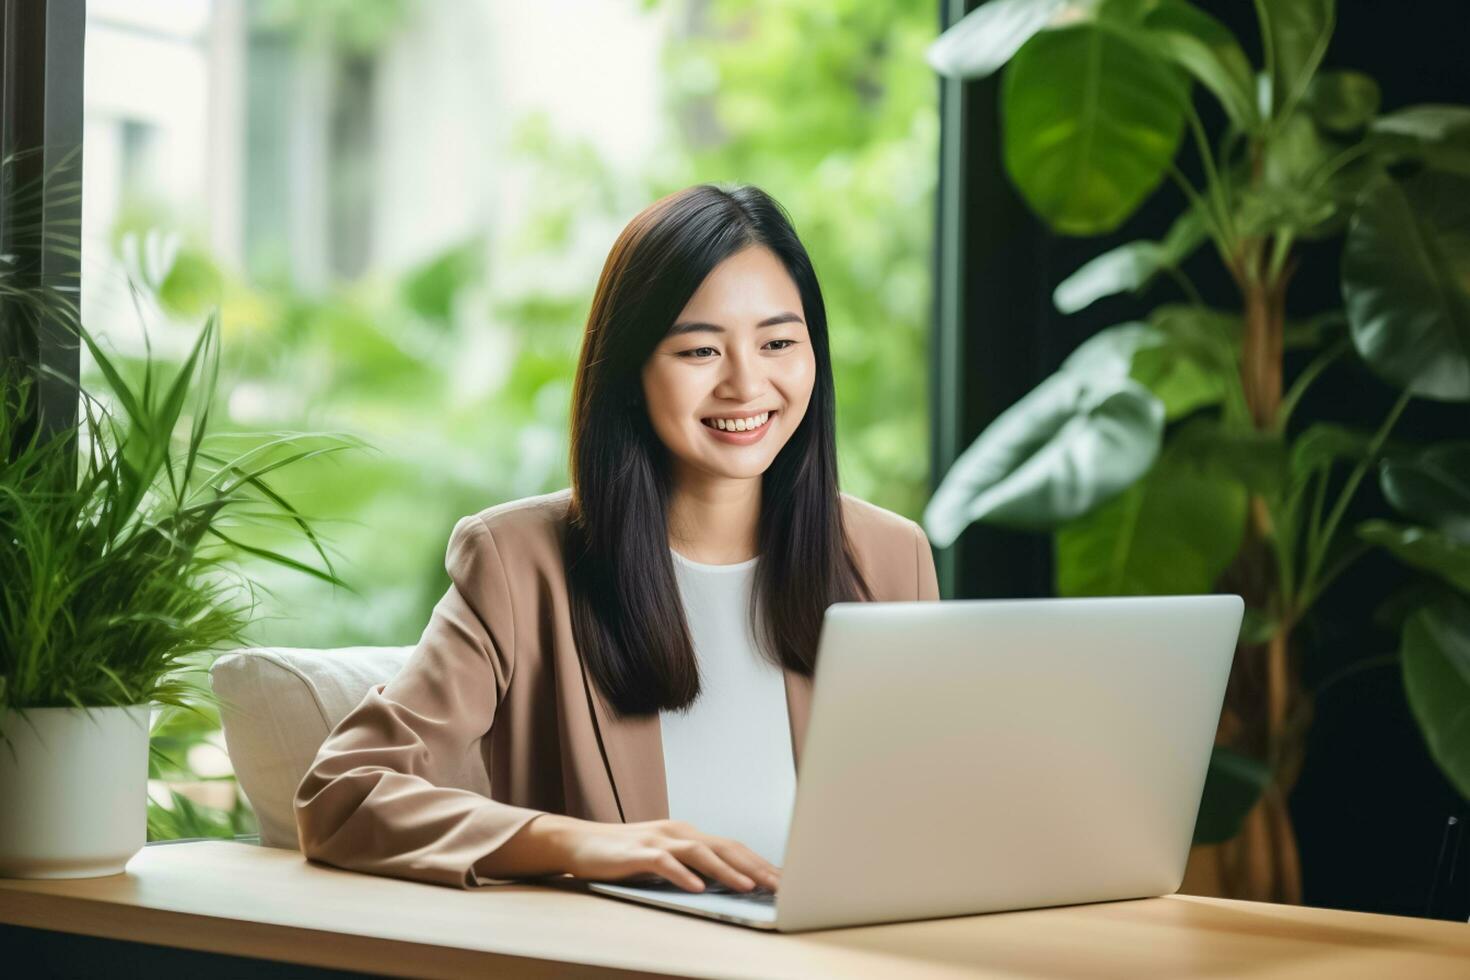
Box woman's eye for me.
[679,340,795,358]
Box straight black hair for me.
[565,183,872,716]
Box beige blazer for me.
[294,487,940,888]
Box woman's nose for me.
[717,350,766,401]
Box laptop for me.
[588,594,1244,932]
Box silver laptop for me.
[588,594,1244,932]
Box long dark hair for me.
[565,183,872,717]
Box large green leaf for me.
[1140,0,1258,133]
[1342,171,1470,402]
[1053,206,1205,314]
[1192,747,1272,845]
[926,0,1071,79]
[924,369,1164,544]
[1358,520,1470,594]
[1002,23,1188,235]
[1401,595,1470,801]
[1258,0,1334,115]
[1055,453,1246,596]
[1381,443,1470,539]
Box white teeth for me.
[707,411,770,432]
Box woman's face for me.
[641,245,816,485]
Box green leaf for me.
[1058,321,1159,379]
[1055,453,1246,596]
[1054,242,1166,315]
[1148,304,1238,366]
[1380,443,1470,539]
[1235,113,1341,240]
[1258,0,1334,115]
[1369,104,1470,178]
[926,0,1071,80]
[1170,418,1288,497]
[1141,0,1258,133]
[1302,70,1380,134]
[923,370,1164,544]
[1343,171,1470,401]
[1400,595,1470,801]
[1130,342,1224,420]
[1358,520,1470,594]
[1192,746,1272,845]
[1052,206,1205,314]
[1291,422,1372,478]
[1002,23,1188,235]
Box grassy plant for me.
[0,304,361,738]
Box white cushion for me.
[209,646,413,849]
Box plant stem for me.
[1167,164,1231,263]
[1183,100,1238,246]
[1305,140,1377,198]
[1300,538,1373,612]
[1302,388,1413,598]
[1163,265,1206,308]
[1267,229,1295,284]
[1277,337,1350,431]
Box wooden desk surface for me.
[0,840,1466,979]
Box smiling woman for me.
[567,184,865,716]
[294,182,940,895]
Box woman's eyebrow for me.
[668,311,804,336]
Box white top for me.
[659,548,797,866]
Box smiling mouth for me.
[700,410,775,432]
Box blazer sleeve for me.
[913,521,940,601]
[294,514,547,888]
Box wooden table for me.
[1,840,1467,978]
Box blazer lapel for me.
[582,673,669,824]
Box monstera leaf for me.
[1342,170,1470,402]
[1002,23,1188,235]
[1055,450,1247,597]
[1381,443,1470,539]
[924,366,1164,546]
[1358,522,1470,595]
[1400,595,1470,801]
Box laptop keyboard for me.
[635,877,777,904]
[700,881,777,904]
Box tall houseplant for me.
[925,0,1470,903]
[0,291,357,875]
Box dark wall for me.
[936,0,1469,917]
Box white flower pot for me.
[0,704,152,878]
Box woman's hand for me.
[487,814,781,893]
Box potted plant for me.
[925,0,1469,903]
[0,294,356,877]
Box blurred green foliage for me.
[129,0,936,837]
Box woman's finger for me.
[668,840,755,891]
[712,841,781,889]
[650,850,704,891]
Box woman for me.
[295,184,939,895]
